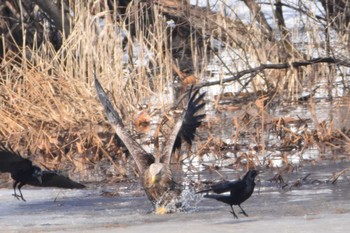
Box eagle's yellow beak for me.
[155,206,168,215]
[151,175,157,186]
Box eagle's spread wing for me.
[161,86,205,164]
[94,74,154,173]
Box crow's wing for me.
[196,180,240,194]
[28,171,85,188]
[94,74,154,173]
[0,144,33,174]
[161,86,206,164]
[203,194,233,205]
[229,181,246,197]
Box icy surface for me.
[1,165,350,232]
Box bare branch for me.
[197,57,350,88]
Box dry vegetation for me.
[1,0,350,184]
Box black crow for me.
[198,169,258,218]
[94,74,205,213]
[0,144,85,201]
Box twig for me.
[328,167,350,184]
[196,57,350,88]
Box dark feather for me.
[201,170,258,218]
[0,143,85,201]
[27,171,85,189]
[178,89,206,146]
[204,194,235,205]
[161,86,206,164]
[0,144,33,173]
[196,180,239,194]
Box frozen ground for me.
[1,166,350,233]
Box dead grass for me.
[1,1,350,182]
[0,2,202,179]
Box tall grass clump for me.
[0,2,189,179]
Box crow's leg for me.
[12,181,21,200]
[17,183,26,202]
[230,205,238,219]
[238,204,248,217]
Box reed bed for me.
[1,1,350,183]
